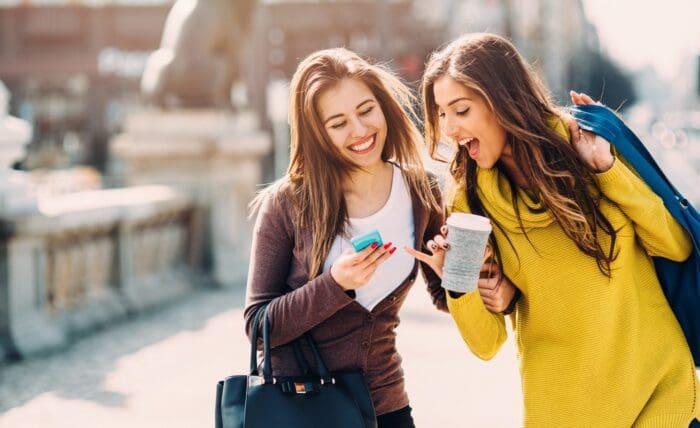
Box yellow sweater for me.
[446,157,699,426]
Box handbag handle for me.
[292,340,311,375]
[258,305,335,384]
[248,304,267,375]
[302,333,334,384]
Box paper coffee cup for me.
[442,213,492,293]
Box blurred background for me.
[0,0,698,427]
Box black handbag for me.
[215,305,377,428]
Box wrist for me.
[594,155,615,173]
[502,286,521,315]
[329,266,349,291]
[448,290,465,299]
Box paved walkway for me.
[0,280,522,427]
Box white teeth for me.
[349,136,374,152]
[458,137,474,146]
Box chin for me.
[475,159,494,169]
[355,156,384,168]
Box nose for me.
[442,114,460,140]
[349,115,368,138]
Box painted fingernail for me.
[383,242,392,249]
[389,247,397,254]
[430,243,437,250]
[371,242,378,249]
[443,243,450,250]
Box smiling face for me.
[317,78,388,169]
[432,75,508,169]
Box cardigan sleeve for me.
[243,189,354,348]
[595,158,692,262]
[421,173,448,312]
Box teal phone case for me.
[350,229,383,252]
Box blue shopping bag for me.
[572,105,700,368]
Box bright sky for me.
[582,0,700,80]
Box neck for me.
[498,149,529,188]
[343,161,392,196]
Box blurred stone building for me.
[0,0,173,170]
[0,0,605,174]
[417,0,599,103]
[0,0,611,363]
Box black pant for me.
[377,405,415,428]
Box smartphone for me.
[350,229,383,252]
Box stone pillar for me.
[0,114,48,362]
[110,109,271,287]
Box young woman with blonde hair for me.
[410,33,700,426]
[244,47,447,427]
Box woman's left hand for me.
[478,261,517,313]
[567,91,615,173]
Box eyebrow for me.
[446,97,471,107]
[323,99,375,125]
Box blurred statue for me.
[0,80,31,167]
[141,0,257,109]
[0,80,35,216]
[0,80,9,117]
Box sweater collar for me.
[475,167,555,233]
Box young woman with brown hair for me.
[410,33,699,426]
[244,47,447,427]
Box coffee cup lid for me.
[446,213,492,231]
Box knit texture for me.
[445,156,699,427]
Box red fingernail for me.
[389,247,397,254]
[370,242,378,249]
[383,242,392,249]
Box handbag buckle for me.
[294,382,313,394]
[280,380,319,395]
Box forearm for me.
[243,191,353,347]
[245,271,353,347]
[447,290,507,360]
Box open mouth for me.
[458,137,480,159]
[348,135,376,154]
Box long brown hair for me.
[253,48,439,278]
[421,33,617,276]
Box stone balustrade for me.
[0,185,203,361]
[109,109,271,287]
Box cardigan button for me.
[361,341,370,349]
[388,295,397,303]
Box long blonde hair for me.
[421,33,617,276]
[254,48,439,278]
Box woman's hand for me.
[568,91,615,173]
[405,225,450,278]
[330,242,395,290]
[478,259,518,313]
[570,90,598,106]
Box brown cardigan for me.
[244,171,447,416]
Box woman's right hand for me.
[330,242,396,290]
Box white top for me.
[323,165,415,311]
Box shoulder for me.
[425,169,442,191]
[547,114,571,142]
[444,175,468,215]
[251,176,296,224]
[395,163,444,207]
